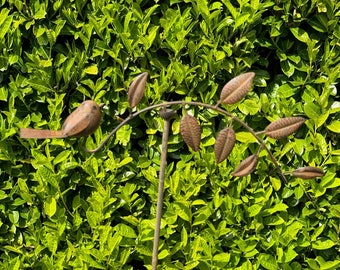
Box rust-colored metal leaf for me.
[214,127,236,164]
[232,154,258,177]
[265,117,305,139]
[180,114,201,151]
[219,72,255,105]
[292,166,325,179]
[128,72,148,108]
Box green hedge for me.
[1,0,340,269]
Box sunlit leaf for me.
[290,27,310,43]
[312,239,335,250]
[326,120,340,133]
[84,65,98,75]
[44,197,57,217]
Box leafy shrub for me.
[0,0,339,269]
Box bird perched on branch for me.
[20,100,102,139]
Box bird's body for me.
[20,100,102,139]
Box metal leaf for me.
[265,117,305,139]
[214,127,236,164]
[232,154,258,177]
[219,72,255,105]
[180,114,201,151]
[128,72,148,108]
[292,166,325,179]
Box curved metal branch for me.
[84,101,287,183]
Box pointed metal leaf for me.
[214,127,236,163]
[180,114,201,151]
[128,72,148,108]
[232,154,258,177]
[220,72,255,105]
[265,117,305,139]
[292,166,325,179]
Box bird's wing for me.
[62,108,91,137]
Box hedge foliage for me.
[1,0,340,269]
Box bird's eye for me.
[92,105,98,110]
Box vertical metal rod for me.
[152,116,171,270]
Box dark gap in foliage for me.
[129,259,147,270]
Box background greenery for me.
[1,0,340,269]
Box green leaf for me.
[158,249,170,260]
[0,8,10,26]
[326,120,340,133]
[269,177,281,191]
[193,206,212,226]
[114,223,137,238]
[0,13,12,39]
[53,150,71,165]
[119,157,133,167]
[306,258,319,269]
[236,132,258,143]
[316,111,329,128]
[0,190,7,200]
[79,251,105,269]
[181,226,188,248]
[262,203,288,216]
[28,80,51,93]
[116,124,132,146]
[318,260,340,270]
[4,245,23,254]
[277,84,298,98]
[281,60,295,77]
[258,253,278,270]
[329,205,340,218]
[304,102,321,119]
[33,6,46,19]
[238,99,260,115]
[222,0,237,19]
[248,204,262,217]
[86,210,101,228]
[279,246,298,263]
[235,13,250,29]
[84,65,98,75]
[0,87,8,101]
[312,239,335,250]
[9,211,19,224]
[213,252,231,267]
[175,201,191,222]
[264,215,285,226]
[330,101,340,114]
[311,224,325,241]
[44,197,57,217]
[281,221,304,244]
[290,27,310,43]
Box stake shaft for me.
[152,118,171,270]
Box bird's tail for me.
[20,128,66,139]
